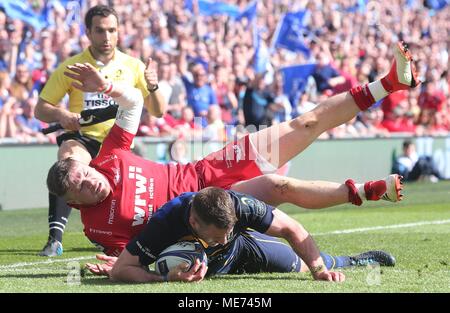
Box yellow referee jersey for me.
[39,48,149,143]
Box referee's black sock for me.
[48,193,72,243]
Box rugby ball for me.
[155,241,207,275]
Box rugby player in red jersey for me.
[47,42,418,256]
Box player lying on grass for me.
[86,187,396,283]
[47,41,418,256]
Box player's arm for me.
[143,58,166,118]
[63,62,143,134]
[109,249,162,283]
[35,64,81,130]
[264,209,344,282]
[35,98,81,131]
[108,249,206,283]
[86,252,157,282]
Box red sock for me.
[349,84,376,111]
[364,180,387,201]
[345,179,362,206]
[380,76,394,93]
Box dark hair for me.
[47,158,77,197]
[403,140,413,150]
[192,187,237,229]
[84,5,119,31]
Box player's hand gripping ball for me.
[155,241,207,275]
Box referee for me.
[35,5,166,256]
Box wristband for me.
[104,82,114,95]
[98,82,113,94]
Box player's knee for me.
[293,112,319,130]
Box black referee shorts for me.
[56,131,102,159]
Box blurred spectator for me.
[0,96,17,139]
[203,104,226,141]
[31,52,57,93]
[9,63,32,102]
[137,109,177,138]
[312,49,346,95]
[158,61,186,119]
[418,80,446,112]
[380,92,416,134]
[0,70,10,107]
[271,73,292,124]
[297,93,317,116]
[392,140,442,182]
[242,72,275,129]
[15,96,49,143]
[167,139,190,164]
[183,62,218,125]
[173,106,202,139]
[167,63,187,116]
[158,62,175,106]
[0,0,449,142]
[428,111,449,136]
[357,109,391,138]
[329,116,368,138]
[178,40,218,125]
[211,65,238,125]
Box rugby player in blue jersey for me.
[87,187,395,283]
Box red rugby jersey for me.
[76,124,199,256]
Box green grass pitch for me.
[0,181,449,293]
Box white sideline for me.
[0,256,95,269]
[312,219,450,236]
[1,219,449,270]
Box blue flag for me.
[0,0,45,30]
[280,64,316,106]
[424,0,449,10]
[184,0,193,11]
[64,0,84,26]
[345,0,368,13]
[272,11,311,58]
[406,0,416,8]
[235,1,257,21]
[185,0,240,17]
[185,0,259,20]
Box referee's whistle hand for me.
[58,110,81,131]
[145,58,159,88]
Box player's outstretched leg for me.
[380,41,420,92]
[345,174,404,206]
[348,250,396,267]
[231,174,404,208]
[319,250,396,270]
[247,41,420,170]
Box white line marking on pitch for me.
[312,219,450,236]
[0,256,95,269]
[1,219,449,270]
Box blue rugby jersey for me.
[126,190,275,273]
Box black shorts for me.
[56,132,102,159]
[206,231,301,276]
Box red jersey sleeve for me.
[97,124,135,156]
[103,241,128,257]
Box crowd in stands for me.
[0,0,448,144]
